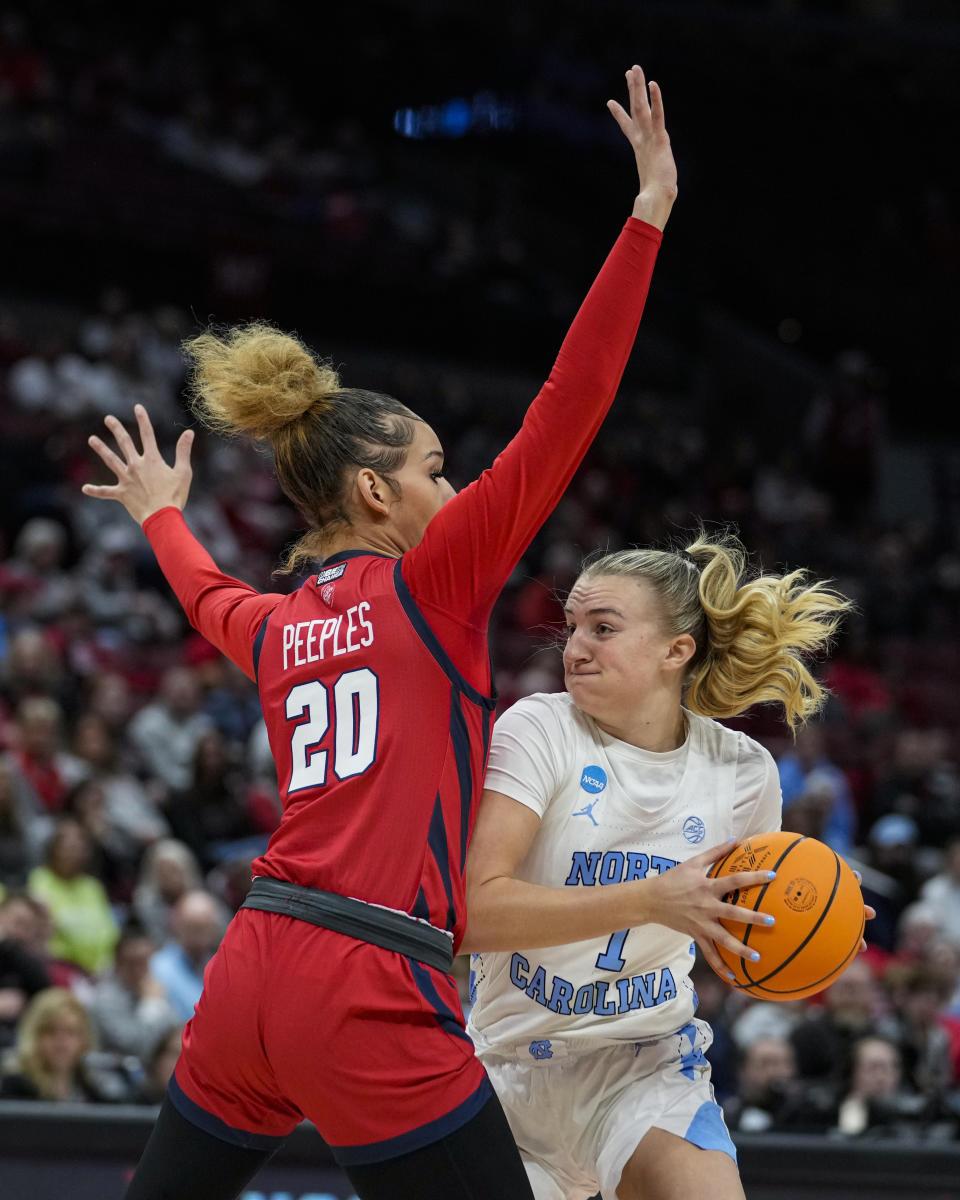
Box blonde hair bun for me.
[184,322,340,440]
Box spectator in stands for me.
[0,987,109,1101]
[64,778,140,902]
[0,891,50,1050]
[130,838,211,946]
[193,648,264,749]
[833,1035,917,1137]
[128,666,213,795]
[723,1035,798,1133]
[860,813,923,954]
[776,723,856,856]
[3,517,73,623]
[730,996,806,1055]
[84,670,137,744]
[789,957,881,1084]
[165,729,267,871]
[79,523,181,647]
[821,620,895,734]
[27,816,119,974]
[87,919,177,1062]
[132,1023,183,1106]
[886,901,942,971]
[876,961,958,1097]
[0,628,72,713]
[920,836,960,949]
[149,890,224,1023]
[66,711,168,852]
[866,727,960,849]
[5,695,83,819]
[0,755,44,886]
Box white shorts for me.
[478,1019,735,1200]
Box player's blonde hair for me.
[184,322,420,572]
[577,529,852,732]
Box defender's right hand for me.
[607,65,678,231]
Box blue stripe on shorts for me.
[684,1100,737,1163]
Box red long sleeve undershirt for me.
[143,217,662,681]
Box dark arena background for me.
[1,2,960,1198]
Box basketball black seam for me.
[742,847,841,987]
[732,908,865,996]
[736,835,808,979]
[740,847,849,991]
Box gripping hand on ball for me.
[643,840,777,981]
[607,65,678,231]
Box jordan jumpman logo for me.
[572,796,601,826]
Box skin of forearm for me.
[462,874,657,954]
[632,185,676,231]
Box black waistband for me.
[241,877,454,973]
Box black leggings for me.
[125,1089,534,1200]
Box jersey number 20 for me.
[285,668,379,791]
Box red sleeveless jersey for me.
[142,216,661,951]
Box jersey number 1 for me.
[285,668,379,791]
[596,929,629,972]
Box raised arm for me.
[83,404,281,679]
[402,66,677,624]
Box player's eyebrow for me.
[563,605,626,619]
[423,449,444,462]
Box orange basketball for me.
[706,831,865,1001]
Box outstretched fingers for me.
[134,403,159,455]
[607,65,653,138]
[174,427,195,473]
[104,413,140,462]
[648,80,665,130]
[80,481,122,501]
[626,64,651,127]
[606,97,632,137]
[86,433,128,481]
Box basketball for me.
[706,831,865,1001]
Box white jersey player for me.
[462,533,860,1200]
[469,693,781,1051]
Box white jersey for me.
[468,692,782,1053]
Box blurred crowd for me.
[1,272,959,1140]
[1,0,960,1148]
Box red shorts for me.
[170,907,490,1165]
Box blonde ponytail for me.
[577,529,852,732]
[683,531,851,731]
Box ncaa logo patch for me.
[580,766,607,794]
[683,815,706,844]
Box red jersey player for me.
[84,66,677,1200]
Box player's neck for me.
[322,523,406,560]
[592,701,686,753]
